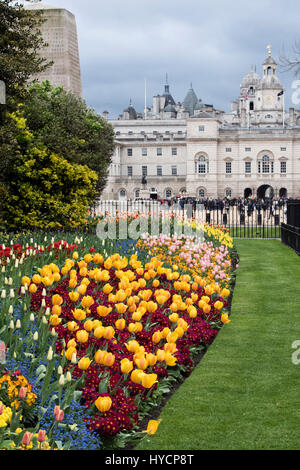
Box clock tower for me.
[238,47,284,128]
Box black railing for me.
[281,200,300,254]
[94,199,287,239]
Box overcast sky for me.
[23,0,300,118]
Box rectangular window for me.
[127,148,133,157]
[199,126,205,132]
[157,165,162,176]
[178,130,183,134]
[226,162,232,174]
[281,147,286,151]
[172,165,177,175]
[142,166,147,176]
[245,147,251,152]
[142,148,147,156]
[245,162,251,174]
[280,161,286,173]
[128,131,133,135]
[157,148,162,156]
[172,148,177,156]
[226,147,232,152]
[127,166,133,177]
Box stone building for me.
[24,2,82,97]
[102,49,300,201]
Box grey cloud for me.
[23,0,300,117]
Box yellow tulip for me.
[77,284,87,295]
[97,305,112,317]
[152,331,162,344]
[65,346,77,361]
[49,314,61,326]
[134,356,148,370]
[94,326,105,338]
[81,296,94,310]
[29,283,37,294]
[103,283,113,295]
[164,352,177,367]
[102,326,115,340]
[115,318,126,330]
[130,369,145,384]
[52,294,63,306]
[69,291,79,302]
[78,357,92,370]
[142,419,161,435]
[125,340,140,353]
[141,373,157,389]
[120,358,133,374]
[214,301,224,310]
[94,350,107,364]
[76,330,89,343]
[115,303,128,315]
[73,309,86,322]
[95,396,112,413]
[22,276,31,286]
[221,313,231,324]
[67,321,79,332]
[84,320,94,332]
[51,305,61,316]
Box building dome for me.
[241,70,261,89]
[164,103,176,113]
[263,55,277,66]
[260,74,282,89]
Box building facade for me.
[102,51,300,200]
[24,3,82,97]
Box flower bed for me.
[0,222,237,449]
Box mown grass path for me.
[136,240,300,450]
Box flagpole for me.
[282,90,285,129]
[144,78,147,120]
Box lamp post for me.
[0,80,6,124]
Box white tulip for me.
[47,347,53,361]
[33,332,38,341]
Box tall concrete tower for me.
[24,2,82,97]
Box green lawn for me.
[135,240,300,450]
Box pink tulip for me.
[22,432,33,446]
[55,409,64,422]
[37,429,46,442]
[0,403,3,415]
[19,386,27,399]
[54,405,60,416]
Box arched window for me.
[135,189,140,199]
[165,189,172,198]
[195,155,209,174]
[119,189,127,200]
[258,153,274,174]
[198,188,205,198]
